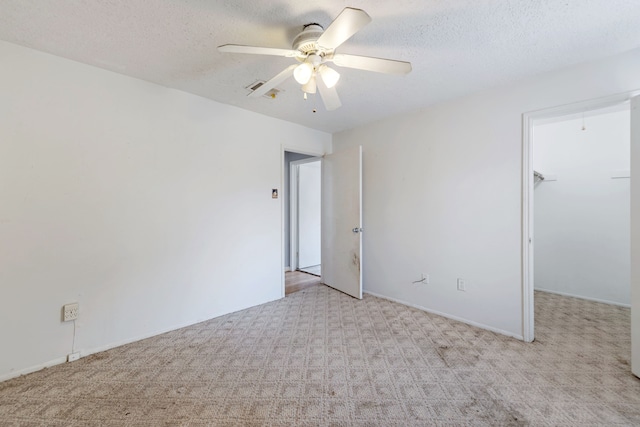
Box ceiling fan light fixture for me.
[219,7,412,111]
[301,75,317,94]
[293,62,313,84]
[319,65,340,88]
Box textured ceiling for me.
[1,0,640,133]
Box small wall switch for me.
[67,352,80,362]
[63,303,79,321]
[457,278,466,291]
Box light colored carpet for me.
[1,288,639,426]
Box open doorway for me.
[291,158,322,276]
[522,91,640,382]
[522,92,636,342]
[524,98,636,377]
[283,151,322,295]
[282,145,364,299]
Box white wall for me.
[0,40,330,381]
[298,161,322,268]
[333,48,640,338]
[534,108,630,306]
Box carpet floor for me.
[0,288,639,426]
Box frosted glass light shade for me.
[294,63,313,84]
[301,76,317,94]
[319,65,340,88]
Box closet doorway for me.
[523,92,640,378]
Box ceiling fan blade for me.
[332,53,412,74]
[316,7,372,50]
[218,44,298,57]
[248,64,297,98]
[317,75,342,111]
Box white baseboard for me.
[535,288,630,308]
[0,356,67,383]
[284,267,291,272]
[364,291,524,341]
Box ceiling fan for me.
[218,7,412,111]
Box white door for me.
[631,95,640,378]
[321,146,362,299]
[298,161,321,268]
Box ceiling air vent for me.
[246,80,282,99]
[246,80,265,92]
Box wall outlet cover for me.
[67,352,80,362]
[63,303,79,321]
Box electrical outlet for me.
[67,352,80,362]
[63,303,79,321]
[423,273,430,284]
[457,278,466,291]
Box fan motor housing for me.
[292,23,324,56]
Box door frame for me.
[522,89,640,343]
[290,157,322,271]
[281,146,325,297]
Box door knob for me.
[352,227,363,233]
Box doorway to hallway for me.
[290,157,322,277]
